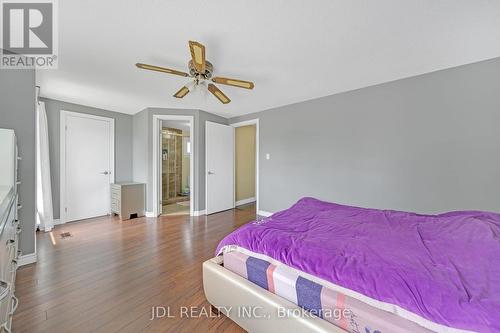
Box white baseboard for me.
[18,253,37,266]
[236,197,256,207]
[193,210,206,216]
[257,210,273,217]
[145,211,156,218]
[37,219,61,232]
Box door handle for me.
[208,171,215,175]
[100,171,110,175]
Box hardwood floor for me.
[162,202,190,216]
[13,205,256,333]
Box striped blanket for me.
[223,250,431,333]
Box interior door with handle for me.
[63,112,114,222]
[206,121,234,215]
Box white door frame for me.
[60,110,115,224]
[152,115,195,217]
[230,118,259,214]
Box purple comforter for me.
[216,197,500,332]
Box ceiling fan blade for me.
[136,63,189,77]
[173,86,190,99]
[208,84,231,104]
[212,77,254,90]
[188,41,206,73]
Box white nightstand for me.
[110,183,145,220]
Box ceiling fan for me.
[136,41,254,104]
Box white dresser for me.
[110,183,145,220]
[0,129,20,332]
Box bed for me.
[203,197,500,333]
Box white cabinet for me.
[0,130,16,188]
[0,129,20,332]
[110,183,145,220]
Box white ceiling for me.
[37,0,500,118]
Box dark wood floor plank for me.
[13,206,254,332]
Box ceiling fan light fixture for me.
[193,49,203,64]
[189,41,206,73]
[136,40,254,105]
[214,91,229,103]
[208,83,231,104]
[136,63,189,77]
[213,77,254,89]
[174,86,190,98]
[228,79,253,89]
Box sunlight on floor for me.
[49,231,57,245]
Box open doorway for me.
[232,119,259,214]
[161,120,191,216]
[152,115,195,217]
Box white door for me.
[206,121,234,215]
[62,112,114,222]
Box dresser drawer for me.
[111,198,120,212]
[7,200,18,242]
[0,206,16,283]
[0,293,16,333]
[3,293,17,332]
[110,184,121,193]
[0,236,15,284]
[0,279,12,331]
[111,190,121,200]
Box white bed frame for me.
[203,257,346,333]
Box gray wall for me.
[42,98,134,219]
[132,108,227,212]
[0,69,36,255]
[132,108,149,187]
[230,57,500,214]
